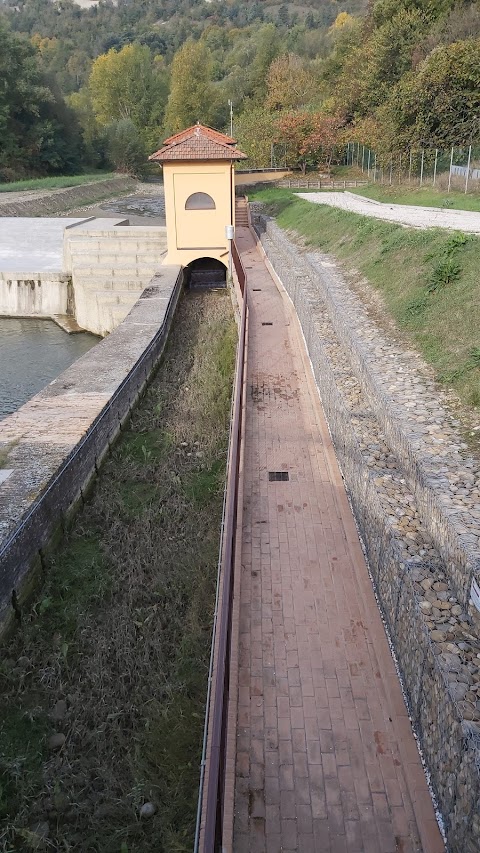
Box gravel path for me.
[297,191,480,233]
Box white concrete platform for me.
[0,217,127,273]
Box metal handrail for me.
[194,240,248,852]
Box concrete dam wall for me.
[0,265,183,637]
[0,273,71,317]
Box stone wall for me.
[254,214,480,853]
[0,177,137,217]
[0,265,183,637]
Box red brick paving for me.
[231,226,444,853]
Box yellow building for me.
[149,123,247,275]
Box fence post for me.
[420,149,424,187]
[448,146,454,193]
[433,148,438,186]
[408,150,413,184]
[399,153,402,184]
[362,145,365,172]
[389,154,393,185]
[465,144,472,193]
[367,149,371,178]
[373,153,377,182]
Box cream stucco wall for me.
[162,160,235,267]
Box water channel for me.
[0,318,98,420]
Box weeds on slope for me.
[0,291,236,852]
[0,173,115,193]
[252,188,480,410]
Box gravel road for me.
[297,190,480,233]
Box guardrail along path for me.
[232,226,444,853]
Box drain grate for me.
[262,322,273,326]
[268,471,289,482]
[252,288,262,292]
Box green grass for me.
[352,182,480,212]
[0,291,237,852]
[0,172,115,193]
[251,187,480,409]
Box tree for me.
[235,107,279,168]
[378,37,480,150]
[164,39,216,134]
[249,23,283,100]
[330,7,427,120]
[301,114,345,170]
[88,43,167,140]
[265,53,318,112]
[277,111,343,174]
[107,118,146,175]
[0,19,82,177]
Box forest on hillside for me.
[0,0,479,178]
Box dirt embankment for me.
[0,177,137,217]
[0,290,236,853]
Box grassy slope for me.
[0,291,236,852]
[251,188,480,409]
[352,183,480,212]
[0,173,115,193]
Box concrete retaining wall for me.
[0,265,183,637]
[255,215,480,853]
[0,273,70,317]
[0,176,137,217]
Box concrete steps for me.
[65,224,168,335]
[72,254,163,267]
[72,264,160,279]
[235,198,249,227]
[72,276,155,291]
[67,238,167,253]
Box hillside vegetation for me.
[1,0,479,179]
[253,188,480,412]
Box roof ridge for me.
[149,129,247,162]
[162,123,236,147]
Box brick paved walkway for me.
[232,227,444,853]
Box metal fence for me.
[194,238,249,853]
[345,141,480,193]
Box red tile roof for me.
[149,122,247,162]
[163,124,236,146]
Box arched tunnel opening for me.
[186,257,227,289]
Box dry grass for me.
[0,290,236,852]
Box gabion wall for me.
[255,215,480,852]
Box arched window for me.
[185,192,216,210]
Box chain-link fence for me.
[345,142,480,193]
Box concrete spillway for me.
[0,216,168,336]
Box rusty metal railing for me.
[194,240,248,852]
[231,238,245,296]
